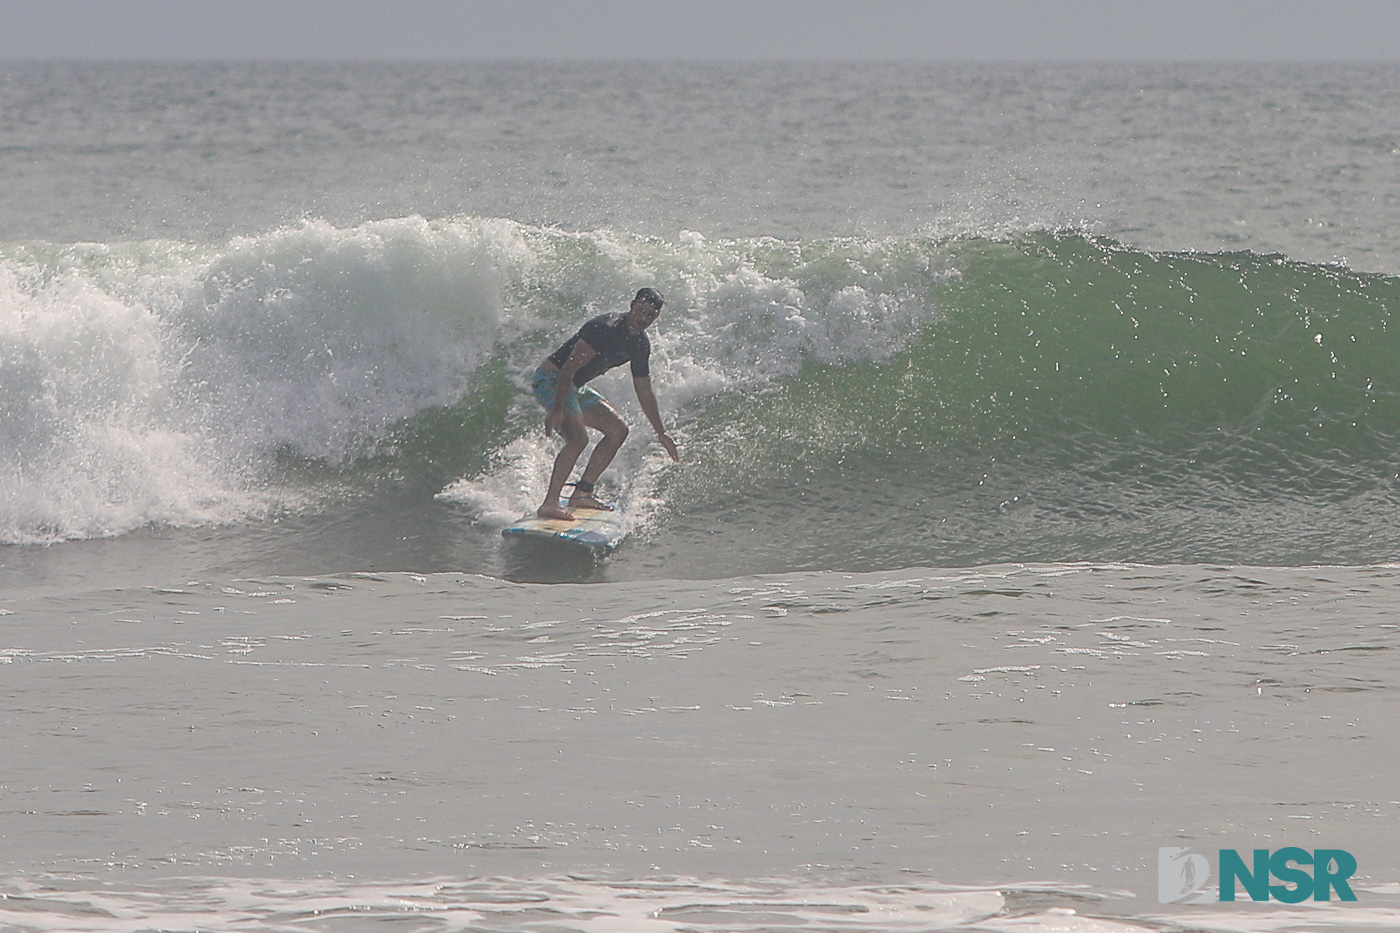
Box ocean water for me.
[2,61,1400,931]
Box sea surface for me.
[1,62,1399,931]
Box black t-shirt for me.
[546,313,651,385]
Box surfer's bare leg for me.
[538,414,589,520]
[573,402,628,507]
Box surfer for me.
[531,287,681,520]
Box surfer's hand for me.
[658,431,680,461]
[545,409,564,438]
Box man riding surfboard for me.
[531,287,680,521]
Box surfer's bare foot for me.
[537,503,576,521]
[567,493,615,511]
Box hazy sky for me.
[1,0,1396,62]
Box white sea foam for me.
[23,873,1393,933]
[5,875,1394,931]
[0,876,1015,933]
[1,212,954,542]
[169,217,511,463]
[0,258,247,541]
[0,217,519,542]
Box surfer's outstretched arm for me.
[633,376,680,461]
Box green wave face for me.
[660,233,1400,569]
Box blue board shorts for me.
[531,366,605,417]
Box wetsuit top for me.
[546,313,651,385]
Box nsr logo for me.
[1159,847,1358,904]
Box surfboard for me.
[501,502,627,549]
